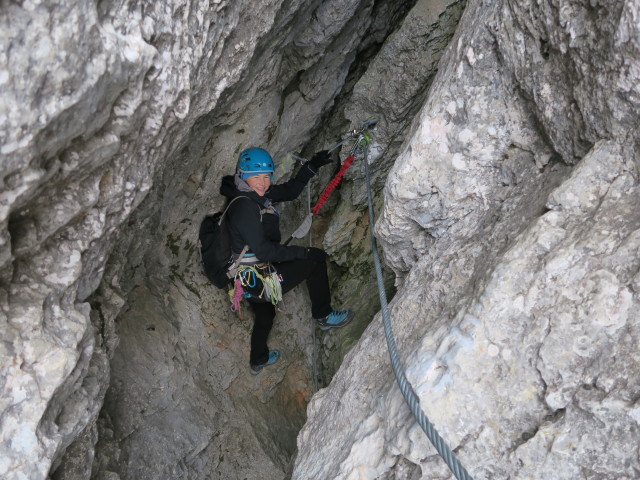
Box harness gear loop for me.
[228,264,284,310]
[226,244,250,279]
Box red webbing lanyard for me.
[311,154,356,215]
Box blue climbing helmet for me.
[236,147,274,180]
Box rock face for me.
[317,0,466,381]
[1,0,639,479]
[293,0,640,479]
[1,0,426,479]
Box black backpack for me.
[199,196,248,288]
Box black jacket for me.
[219,164,317,263]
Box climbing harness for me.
[228,263,284,315]
[226,200,285,315]
[358,127,474,480]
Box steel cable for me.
[361,139,473,480]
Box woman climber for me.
[219,147,354,374]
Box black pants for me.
[247,258,332,366]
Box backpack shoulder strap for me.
[259,206,277,216]
[224,195,269,223]
[219,196,255,270]
[218,195,250,225]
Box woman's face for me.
[246,174,271,196]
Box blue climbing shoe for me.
[250,350,280,375]
[315,310,354,331]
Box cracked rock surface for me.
[293,0,640,478]
[1,0,421,479]
[1,0,639,479]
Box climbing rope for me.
[359,132,474,480]
[230,277,244,314]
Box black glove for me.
[308,150,332,171]
[306,247,327,262]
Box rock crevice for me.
[2,0,639,479]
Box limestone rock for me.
[86,1,418,478]
[2,0,639,478]
[293,0,640,478]
[1,0,412,477]
[316,0,466,382]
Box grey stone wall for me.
[1,0,425,479]
[293,0,640,478]
[2,0,638,479]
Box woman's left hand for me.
[308,150,332,170]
